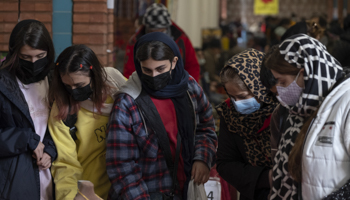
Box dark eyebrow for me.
[20,52,46,57]
[141,64,166,71]
[155,65,166,70]
[141,67,151,70]
[229,91,250,98]
[237,94,247,98]
[65,82,85,88]
[19,53,29,57]
[37,52,46,56]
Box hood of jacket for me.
[116,71,142,100]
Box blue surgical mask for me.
[231,97,261,114]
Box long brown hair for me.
[263,45,301,76]
[288,109,318,182]
[49,44,111,120]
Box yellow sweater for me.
[50,98,113,200]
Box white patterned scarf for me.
[270,34,343,200]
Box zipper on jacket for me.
[301,118,315,153]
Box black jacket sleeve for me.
[42,127,57,161]
[216,117,270,200]
[322,178,350,200]
[0,127,40,157]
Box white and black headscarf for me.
[142,3,172,29]
[271,34,343,200]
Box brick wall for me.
[114,0,137,71]
[0,0,52,52]
[107,9,114,67]
[226,0,328,28]
[73,0,114,66]
[115,18,135,49]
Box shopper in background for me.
[123,3,200,82]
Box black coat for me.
[0,69,57,200]
[216,117,270,200]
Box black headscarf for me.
[134,32,194,197]
[134,32,189,98]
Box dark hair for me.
[318,16,328,29]
[330,34,350,73]
[281,21,308,42]
[261,53,277,89]
[279,18,291,27]
[208,38,222,49]
[49,44,111,120]
[344,14,350,32]
[1,21,55,80]
[137,16,143,26]
[328,20,344,36]
[263,45,301,76]
[220,66,248,91]
[135,41,175,63]
[194,47,203,52]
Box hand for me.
[32,141,45,162]
[191,160,210,185]
[269,169,273,187]
[37,153,52,170]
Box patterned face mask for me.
[276,71,303,107]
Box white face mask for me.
[198,58,206,66]
[276,71,304,107]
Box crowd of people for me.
[2,2,350,200]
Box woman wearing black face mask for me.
[48,44,126,200]
[106,32,217,200]
[0,20,56,200]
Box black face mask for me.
[18,57,50,84]
[66,82,93,102]
[141,67,172,91]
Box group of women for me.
[216,31,350,200]
[0,19,217,200]
[1,18,350,200]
